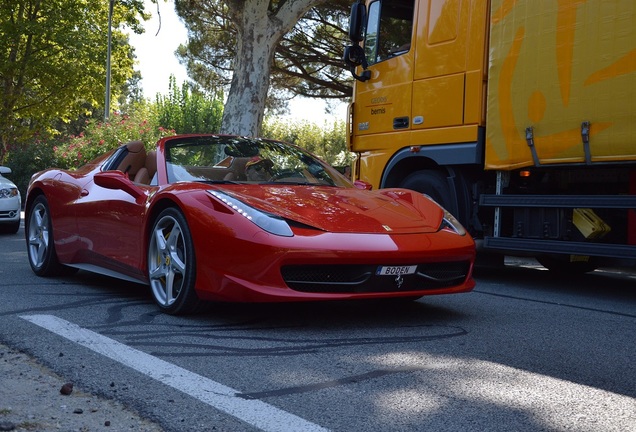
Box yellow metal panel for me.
[353,131,412,156]
[355,132,411,188]
[412,73,465,128]
[353,125,480,188]
[465,0,490,71]
[352,54,414,137]
[486,0,636,170]
[573,208,611,239]
[464,70,485,124]
[414,0,472,80]
[409,124,480,146]
[353,125,479,152]
[358,150,390,188]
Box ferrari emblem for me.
[382,225,392,232]
[395,274,404,288]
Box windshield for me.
[164,136,351,187]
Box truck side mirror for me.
[343,45,364,67]
[344,1,371,82]
[348,1,367,43]
[343,45,371,82]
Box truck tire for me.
[400,170,453,212]
[537,255,599,274]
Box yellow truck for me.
[343,0,636,271]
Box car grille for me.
[281,261,471,294]
[0,210,18,219]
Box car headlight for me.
[0,187,18,199]
[439,207,466,236]
[423,194,466,236]
[208,190,293,237]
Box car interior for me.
[110,140,157,185]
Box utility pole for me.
[105,0,114,121]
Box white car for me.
[0,166,21,234]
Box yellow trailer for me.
[344,0,636,271]
[487,0,636,169]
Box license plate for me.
[376,265,417,276]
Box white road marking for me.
[20,314,329,432]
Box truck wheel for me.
[475,252,505,268]
[537,255,599,274]
[400,170,453,211]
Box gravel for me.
[0,343,163,432]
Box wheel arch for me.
[144,197,186,266]
[381,141,485,233]
[24,187,45,219]
[382,152,442,189]
[381,140,483,189]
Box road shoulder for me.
[0,343,162,431]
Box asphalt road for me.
[1,226,635,432]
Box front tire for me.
[26,195,75,276]
[148,208,203,315]
[400,170,453,212]
[537,254,599,274]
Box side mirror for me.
[344,2,371,82]
[354,179,373,190]
[94,170,145,199]
[348,1,367,43]
[0,166,12,175]
[343,45,371,82]
[343,45,363,67]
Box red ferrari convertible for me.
[25,135,475,314]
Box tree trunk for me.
[220,0,326,136]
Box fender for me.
[380,127,485,188]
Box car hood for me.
[0,175,16,189]
[220,186,444,234]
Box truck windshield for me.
[364,0,415,65]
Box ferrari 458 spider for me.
[25,135,475,314]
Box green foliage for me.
[273,0,353,99]
[0,0,145,163]
[155,76,225,134]
[175,0,353,106]
[262,116,352,166]
[3,70,349,202]
[54,103,175,169]
[3,134,59,204]
[4,100,171,199]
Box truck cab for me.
[344,0,636,271]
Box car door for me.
[73,176,152,281]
